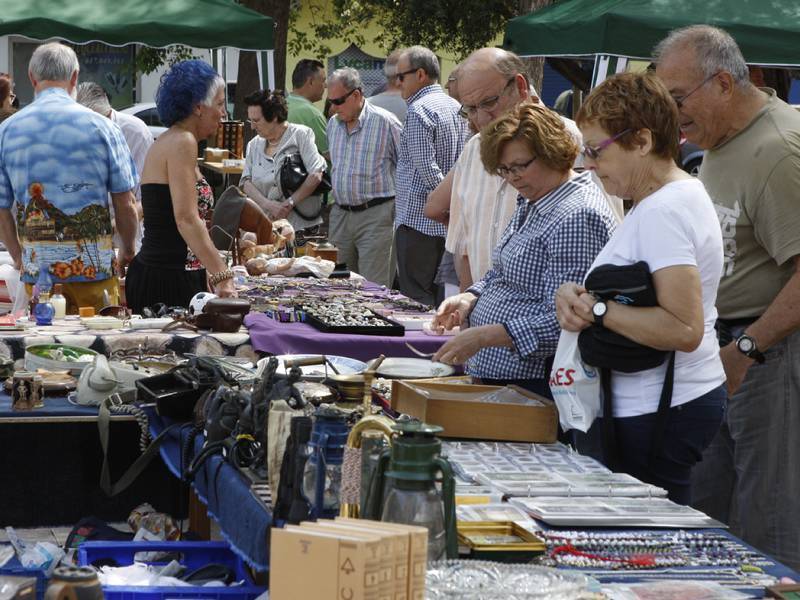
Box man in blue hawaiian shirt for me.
[0,42,138,313]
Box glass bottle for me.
[50,284,67,319]
[33,292,55,326]
[381,483,447,561]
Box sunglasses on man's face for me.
[329,87,360,106]
[395,68,419,83]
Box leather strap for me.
[600,351,676,471]
[98,398,181,496]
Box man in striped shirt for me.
[394,46,469,306]
[326,67,402,287]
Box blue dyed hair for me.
[156,60,224,127]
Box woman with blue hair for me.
[126,60,237,313]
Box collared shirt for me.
[111,109,153,202]
[287,93,329,156]
[0,87,136,284]
[395,84,468,237]
[241,123,326,231]
[327,100,402,206]
[466,171,616,380]
[445,135,519,282]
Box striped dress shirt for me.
[466,171,617,380]
[395,85,469,237]
[327,100,402,206]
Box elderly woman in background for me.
[432,101,616,397]
[125,60,236,314]
[241,90,326,232]
[0,73,16,122]
[555,72,725,503]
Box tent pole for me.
[267,50,275,91]
[223,49,229,112]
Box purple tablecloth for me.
[244,312,450,361]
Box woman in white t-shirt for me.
[555,72,726,504]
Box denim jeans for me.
[691,326,800,571]
[574,385,726,505]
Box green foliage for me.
[135,46,199,76]
[289,0,517,59]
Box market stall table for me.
[0,318,257,363]
[0,392,185,527]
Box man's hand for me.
[719,341,754,395]
[116,248,135,278]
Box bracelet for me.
[209,269,234,286]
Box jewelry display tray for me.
[302,310,405,336]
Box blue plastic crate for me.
[77,541,264,600]
[0,556,47,600]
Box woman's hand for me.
[431,292,477,332]
[214,278,238,298]
[265,199,292,220]
[433,327,486,365]
[555,282,594,331]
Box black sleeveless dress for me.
[125,182,211,314]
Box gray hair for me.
[653,25,749,84]
[402,46,440,82]
[494,50,539,98]
[29,42,79,83]
[203,76,226,107]
[383,49,403,79]
[328,67,361,92]
[76,82,112,116]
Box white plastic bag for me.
[548,329,601,433]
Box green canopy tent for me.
[0,0,275,89]
[504,0,800,85]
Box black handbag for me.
[578,261,668,371]
[576,261,675,469]
[279,153,331,220]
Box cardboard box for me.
[271,526,382,600]
[391,381,557,443]
[203,147,229,162]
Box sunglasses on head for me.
[329,87,360,106]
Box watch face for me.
[738,337,755,353]
[592,302,607,317]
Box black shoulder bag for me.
[279,153,332,220]
[577,261,676,470]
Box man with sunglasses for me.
[394,46,469,306]
[656,25,800,571]
[325,67,402,287]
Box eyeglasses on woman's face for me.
[580,129,631,160]
[328,87,359,106]
[496,156,536,178]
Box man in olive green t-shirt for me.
[657,25,800,571]
[287,59,329,160]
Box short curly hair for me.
[480,101,578,174]
[155,60,225,127]
[243,89,288,123]
[576,72,679,161]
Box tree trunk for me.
[515,0,555,96]
[234,0,290,127]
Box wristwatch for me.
[592,300,608,327]
[735,334,765,364]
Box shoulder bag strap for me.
[649,351,676,464]
[600,367,620,471]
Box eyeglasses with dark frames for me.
[581,129,632,160]
[395,68,419,83]
[459,78,516,119]
[329,87,360,106]
[673,72,720,109]
[496,156,536,178]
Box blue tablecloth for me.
[147,410,272,572]
[0,391,97,417]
